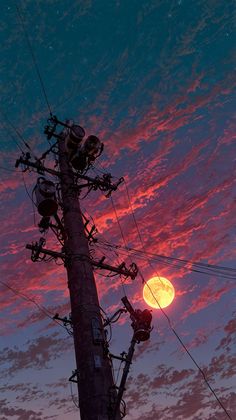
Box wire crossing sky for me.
[0,1,235,419]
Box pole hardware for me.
[53,313,72,326]
[82,212,98,243]
[26,241,139,280]
[16,155,123,197]
[53,313,73,335]
[103,309,127,328]
[15,155,60,177]
[92,317,104,344]
[45,115,104,173]
[44,115,81,140]
[39,212,93,244]
[69,369,79,384]
[38,213,66,242]
[29,237,46,262]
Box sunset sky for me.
[0,1,235,419]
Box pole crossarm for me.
[15,155,123,195]
[15,155,60,176]
[26,243,139,280]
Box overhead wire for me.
[123,179,235,277]
[115,359,123,386]
[96,241,236,280]
[110,196,129,252]
[0,279,71,335]
[109,195,133,298]
[0,109,41,165]
[15,3,53,116]
[120,179,233,420]
[70,380,79,408]
[22,172,37,226]
[0,109,29,152]
[92,165,232,275]
[0,166,17,173]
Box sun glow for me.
[143,276,175,309]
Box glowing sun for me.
[143,276,175,309]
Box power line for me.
[0,115,24,153]
[0,279,70,335]
[96,241,236,280]
[0,109,36,155]
[70,381,79,408]
[109,196,135,298]
[121,181,233,419]
[110,196,129,252]
[123,179,168,293]
[21,172,37,226]
[92,169,235,275]
[0,166,17,173]
[123,179,235,276]
[15,3,53,116]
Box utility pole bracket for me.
[26,242,138,280]
[69,369,79,384]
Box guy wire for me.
[15,3,53,116]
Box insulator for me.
[83,135,102,158]
[65,124,85,155]
[34,177,58,217]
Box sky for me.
[0,0,236,419]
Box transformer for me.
[34,177,58,217]
[65,124,85,159]
[83,135,102,158]
[69,135,103,172]
[121,296,152,342]
[131,309,152,342]
[70,149,87,172]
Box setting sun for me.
[143,276,175,309]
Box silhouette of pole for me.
[112,337,136,420]
[58,135,121,420]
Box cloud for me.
[181,282,233,320]
[184,324,222,350]
[125,312,236,419]
[215,315,236,352]
[126,358,235,420]
[133,338,165,362]
[0,332,71,377]
[0,399,42,420]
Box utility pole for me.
[57,134,120,420]
[16,116,151,420]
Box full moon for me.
[143,276,175,309]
